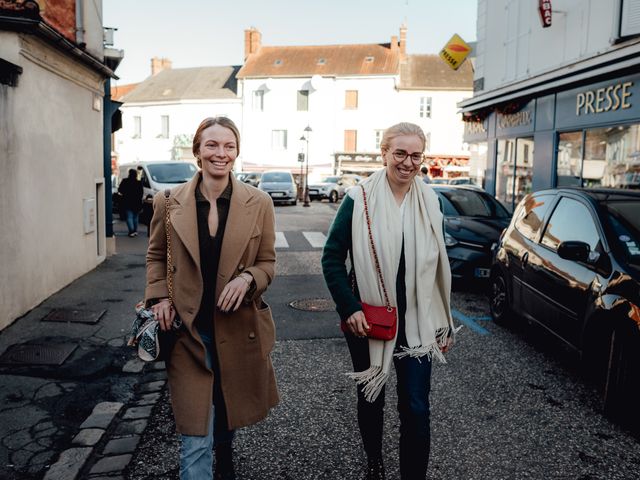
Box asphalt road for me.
[126,201,640,480]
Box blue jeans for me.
[346,333,432,480]
[180,331,234,480]
[125,209,139,234]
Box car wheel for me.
[489,271,511,326]
[603,320,640,423]
[329,190,338,203]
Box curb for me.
[43,360,166,480]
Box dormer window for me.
[274,59,282,66]
[317,58,326,65]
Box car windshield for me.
[438,189,511,218]
[321,176,340,183]
[147,163,197,183]
[603,200,640,266]
[262,172,292,183]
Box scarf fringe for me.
[345,366,389,403]
[393,342,446,363]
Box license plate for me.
[310,190,318,195]
[270,192,284,197]
[474,268,490,278]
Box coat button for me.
[238,263,245,271]
[248,331,256,339]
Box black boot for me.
[214,443,235,480]
[365,456,385,480]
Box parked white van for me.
[115,161,198,223]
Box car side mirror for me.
[558,241,591,263]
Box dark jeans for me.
[345,333,432,480]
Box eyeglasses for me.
[390,149,424,165]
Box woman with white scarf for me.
[322,122,456,480]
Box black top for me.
[194,179,232,337]
[118,177,143,211]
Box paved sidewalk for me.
[0,220,152,480]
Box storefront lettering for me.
[576,82,633,116]
[498,111,532,130]
[465,121,486,135]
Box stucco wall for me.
[0,32,105,330]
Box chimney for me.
[151,57,172,76]
[399,25,407,56]
[390,35,398,52]
[244,27,262,61]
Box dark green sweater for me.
[321,196,362,321]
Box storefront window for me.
[496,137,534,210]
[467,142,488,189]
[557,124,640,189]
[557,131,583,187]
[587,124,640,189]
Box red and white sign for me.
[539,0,552,28]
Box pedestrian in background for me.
[420,165,431,184]
[118,168,143,237]
[145,116,279,480]
[322,122,456,480]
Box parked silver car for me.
[308,174,361,203]
[259,171,297,205]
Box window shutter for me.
[621,0,640,36]
[344,130,357,151]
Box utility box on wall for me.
[83,197,96,234]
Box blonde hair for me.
[380,122,427,152]
[192,117,241,166]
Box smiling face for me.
[382,134,424,190]
[197,124,238,180]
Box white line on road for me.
[275,232,289,249]
[303,232,327,248]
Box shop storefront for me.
[462,72,640,210]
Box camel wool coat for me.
[145,172,279,435]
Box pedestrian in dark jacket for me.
[118,168,143,237]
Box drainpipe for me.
[104,78,113,239]
[75,0,84,45]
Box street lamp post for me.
[298,136,306,201]
[303,125,312,207]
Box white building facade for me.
[116,65,242,166]
[237,27,472,180]
[461,0,640,209]
[0,0,116,330]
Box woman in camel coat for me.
[145,117,278,480]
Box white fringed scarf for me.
[347,169,456,402]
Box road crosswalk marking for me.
[275,232,289,249]
[302,232,327,248]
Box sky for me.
[103,0,478,86]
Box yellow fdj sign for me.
[439,34,471,70]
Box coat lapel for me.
[217,177,260,290]
[169,174,201,269]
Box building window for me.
[468,142,488,189]
[253,90,264,111]
[272,130,288,150]
[345,90,358,109]
[374,130,384,149]
[419,97,432,118]
[344,130,357,152]
[557,131,583,187]
[297,90,309,111]
[133,116,141,138]
[160,115,170,139]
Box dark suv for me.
[490,188,640,429]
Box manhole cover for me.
[0,344,77,366]
[288,298,335,312]
[41,308,106,324]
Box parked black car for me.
[433,185,512,283]
[490,187,640,428]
